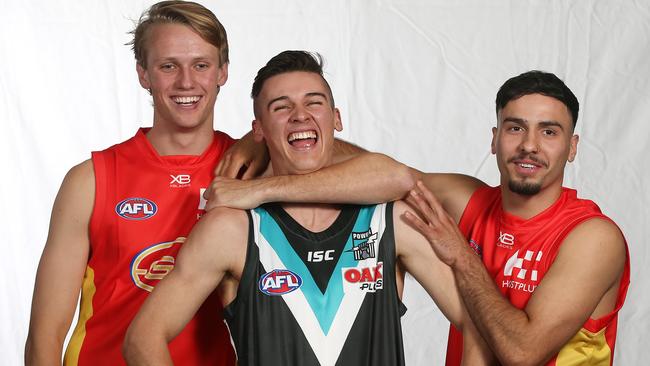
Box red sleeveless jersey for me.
[446,186,630,366]
[64,128,237,366]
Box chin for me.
[508,179,542,196]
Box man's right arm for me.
[25,160,95,365]
[123,207,248,366]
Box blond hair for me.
[127,1,228,68]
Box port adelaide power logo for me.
[258,269,303,296]
[115,197,157,220]
[346,228,377,261]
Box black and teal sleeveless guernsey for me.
[223,202,406,366]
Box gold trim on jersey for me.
[556,327,611,365]
[63,266,97,366]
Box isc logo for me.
[258,269,303,296]
[131,237,185,292]
[115,198,157,220]
[307,249,335,262]
[342,262,384,293]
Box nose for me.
[290,104,310,123]
[176,67,194,89]
[519,130,539,153]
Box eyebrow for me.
[305,92,328,100]
[267,96,289,109]
[266,92,328,109]
[538,121,565,130]
[503,117,565,131]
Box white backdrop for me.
[2,0,648,364]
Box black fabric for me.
[223,203,406,366]
[263,203,358,294]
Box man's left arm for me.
[206,151,415,210]
[404,184,627,366]
[332,137,366,162]
[214,130,269,179]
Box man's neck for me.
[282,203,342,233]
[500,183,563,220]
[146,122,214,156]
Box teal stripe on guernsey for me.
[255,205,376,334]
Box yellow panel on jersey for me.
[556,327,611,366]
[64,266,97,366]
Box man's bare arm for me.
[215,130,270,179]
[418,173,485,222]
[404,183,627,366]
[123,207,248,365]
[393,200,496,365]
[331,137,365,162]
[25,160,94,365]
[205,152,415,210]
[393,200,465,325]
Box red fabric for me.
[67,128,236,366]
[446,186,629,366]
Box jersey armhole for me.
[458,186,497,233]
[549,215,631,331]
[89,150,112,254]
[223,210,255,316]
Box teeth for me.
[173,96,200,104]
[288,131,317,142]
[519,163,535,169]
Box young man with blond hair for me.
[26,2,251,365]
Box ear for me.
[217,62,229,87]
[333,108,343,132]
[490,126,497,154]
[136,63,151,90]
[252,119,265,143]
[568,134,579,162]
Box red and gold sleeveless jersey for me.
[64,128,237,366]
[446,186,630,366]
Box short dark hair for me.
[251,50,335,113]
[495,70,579,127]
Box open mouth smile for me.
[287,130,318,148]
[172,96,201,106]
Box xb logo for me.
[170,174,191,186]
[498,231,515,249]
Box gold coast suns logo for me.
[130,237,186,292]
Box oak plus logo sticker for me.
[130,237,185,292]
[115,198,157,220]
[342,262,384,293]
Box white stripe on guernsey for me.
[252,205,388,366]
[327,203,387,356]
[222,318,239,361]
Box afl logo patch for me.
[115,197,158,220]
[130,237,185,292]
[259,269,302,296]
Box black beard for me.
[508,180,541,196]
